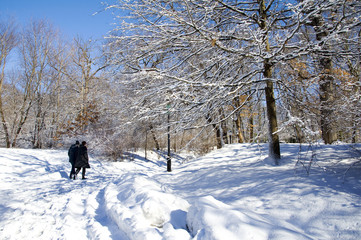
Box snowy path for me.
[0,144,361,239]
[0,149,128,240]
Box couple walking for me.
[68,141,90,180]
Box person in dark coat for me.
[74,141,90,179]
[68,140,79,179]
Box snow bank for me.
[104,173,191,240]
[187,196,311,240]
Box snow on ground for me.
[0,143,360,240]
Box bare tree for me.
[0,18,18,147]
[58,37,108,136]
[294,0,361,144]
[47,35,71,147]
[0,19,112,149]
[19,20,58,148]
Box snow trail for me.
[0,149,129,240]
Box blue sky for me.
[0,0,116,41]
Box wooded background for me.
[1,0,360,163]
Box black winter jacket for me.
[74,145,90,168]
[68,144,79,165]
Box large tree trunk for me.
[259,0,281,163]
[309,8,337,144]
[319,58,337,144]
[265,67,281,163]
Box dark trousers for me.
[75,167,86,178]
[69,164,76,178]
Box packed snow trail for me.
[0,149,192,240]
[0,144,361,239]
[0,149,129,240]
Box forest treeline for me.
[1,0,360,163]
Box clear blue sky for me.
[0,0,115,41]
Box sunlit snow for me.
[0,143,360,239]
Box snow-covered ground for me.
[0,143,360,240]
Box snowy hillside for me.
[0,143,360,240]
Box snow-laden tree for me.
[106,0,361,162]
[276,0,361,144]
[298,0,361,144]
[333,27,361,142]
[105,0,307,163]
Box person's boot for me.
[82,169,86,179]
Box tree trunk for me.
[249,112,254,142]
[235,115,245,143]
[206,113,223,149]
[220,110,228,145]
[215,124,222,149]
[352,126,357,144]
[265,74,281,162]
[149,124,160,151]
[0,97,10,148]
[248,95,254,143]
[233,95,245,143]
[319,58,337,144]
[259,0,281,163]
[308,7,337,144]
[11,100,32,147]
[32,94,43,148]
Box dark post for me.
[167,105,171,172]
[145,128,148,161]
